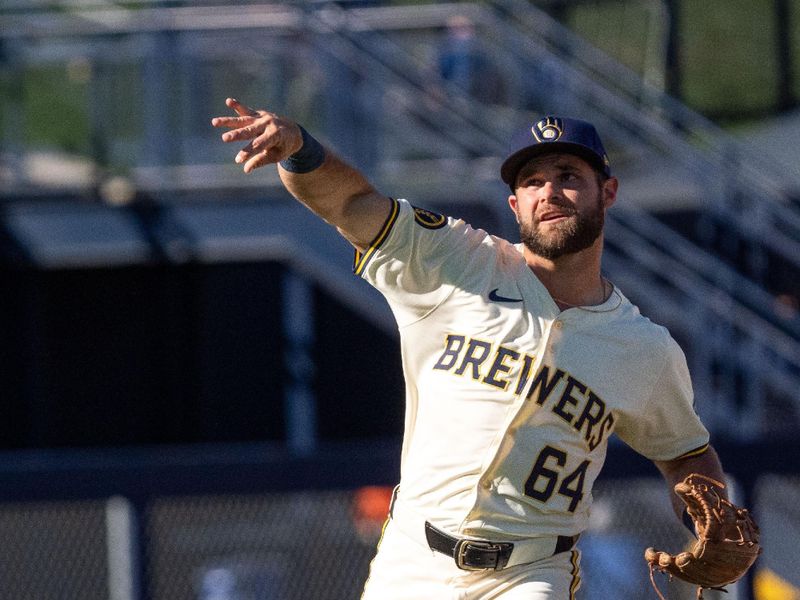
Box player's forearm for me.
[654,445,727,519]
[277,125,370,216]
[281,150,374,225]
[279,149,392,251]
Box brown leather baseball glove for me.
[644,473,761,600]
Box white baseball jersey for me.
[355,198,709,541]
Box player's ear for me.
[601,177,618,209]
[508,194,520,221]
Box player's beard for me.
[519,192,605,260]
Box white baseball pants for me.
[361,519,582,600]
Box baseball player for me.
[212,99,755,599]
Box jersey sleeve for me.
[614,334,710,461]
[354,198,496,327]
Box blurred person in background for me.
[436,14,505,106]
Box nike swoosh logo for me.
[488,288,522,303]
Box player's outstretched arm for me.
[211,98,392,251]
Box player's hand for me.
[211,98,303,173]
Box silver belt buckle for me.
[454,539,512,571]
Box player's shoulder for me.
[408,203,449,231]
[610,289,678,354]
[395,198,515,251]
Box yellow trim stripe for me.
[354,198,400,276]
[676,443,709,460]
[568,550,581,600]
[359,516,391,600]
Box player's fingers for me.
[242,150,270,173]
[242,147,283,173]
[248,129,276,152]
[234,129,277,164]
[235,147,261,165]
[210,115,255,129]
[234,149,251,164]
[220,121,266,143]
[226,97,259,117]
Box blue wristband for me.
[279,126,326,173]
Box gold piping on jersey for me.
[568,550,581,599]
[675,443,709,460]
[354,198,400,276]
[358,517,391,600]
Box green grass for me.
[565,1,657,78]
[564,0,793,120]
[678,0,780,116]
[23,64,91,155]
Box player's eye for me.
[522,177,544,188]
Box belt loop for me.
[554,534,579,555]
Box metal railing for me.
[489,0,800,268]
[603,212,800,438]
[1,0,798,437]
[298,1,800,437]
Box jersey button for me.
[554,321,563,330]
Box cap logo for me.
[532,117,563,143]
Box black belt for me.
[424,521,578,571]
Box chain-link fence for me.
[751,475,800,600]
[0,499,110,600]
[145,490,378,600]
[0,475,795,599]
[581,477,736,600]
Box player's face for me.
[509,154,617,260]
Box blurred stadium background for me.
[0,0,799,598]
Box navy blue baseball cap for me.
[500,116,611,189]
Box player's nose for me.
[539,180,563,201]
